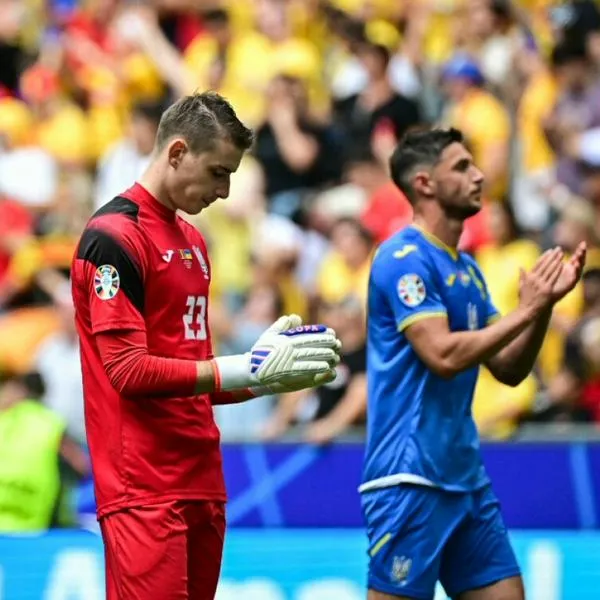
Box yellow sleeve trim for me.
[397,311,448,332]
[370,532,392,557]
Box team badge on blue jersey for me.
[94,265,120,300]
[397,274,426,307]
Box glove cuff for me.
[212,354,252,391]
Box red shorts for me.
[100,500,226,600]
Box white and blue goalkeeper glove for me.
[212,314,341,393]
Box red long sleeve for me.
[210,390,254,405]
[96,330,198,397]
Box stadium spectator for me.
[334,41,421,158]
[317,217,375,306]
[0,0,28,95]
[455,0,519,93]
[344,148,413,244]
[539,198,600,384]
[544,37,600,197]
[0,371,88,532]
[94,100,164,211]
[440,52,511,201]
[253,74,343,218]
[35,291,85,446]
[473,201,541,439]
[545,250,600,422]
[213,282,284,441]
[513,33,558,232]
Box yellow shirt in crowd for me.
[184,30,323,127]
[518,69,558,174]
[82,53,164,161]
[473,239,541,439]
[444,89,511,201]
[317,253,372,306]
[193,204,253,298]
[0,97,34,147]
[35,103,90,165]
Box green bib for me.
[0,401,65,531]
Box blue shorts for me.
[361,484,521,599]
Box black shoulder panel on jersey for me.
[93,196,139,221]
[77,228,145,314]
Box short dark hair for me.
[551,37,589,68]
[389,127,464,203]
[202,8,229,26]
[344,146,378,168]
[155,91,254,154]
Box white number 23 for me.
[183,295,207,340]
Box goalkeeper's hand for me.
[212,314,341,392]
[252,363,338,396]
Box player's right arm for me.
[377,244,563,379]
[73,226,339,397]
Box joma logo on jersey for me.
[393,245,418,259]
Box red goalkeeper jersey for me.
[71,183,226,518]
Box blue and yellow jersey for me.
[361,225,498,493]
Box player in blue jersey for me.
[360,127,586,600]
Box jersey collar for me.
[127,182,177,222]
[410,224,459,260]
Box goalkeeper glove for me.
[250,368,337,396]
[212,314,341,392]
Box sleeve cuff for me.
[487,313,501,325]
[397,310,447,333]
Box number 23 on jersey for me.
[183,295,207,340]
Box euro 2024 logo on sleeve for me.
[94,265,120,300]
[397,274,426,307]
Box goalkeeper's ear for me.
[267,314,303,333]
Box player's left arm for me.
[485,244,586,386]
[485,307,552,387]
[474,253,552,386]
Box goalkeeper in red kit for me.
[70,92,341,600]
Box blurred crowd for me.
[2,0,600,530]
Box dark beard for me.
[443,202,481,221]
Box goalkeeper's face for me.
[164,137,244,215]
[432,142,485,220]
